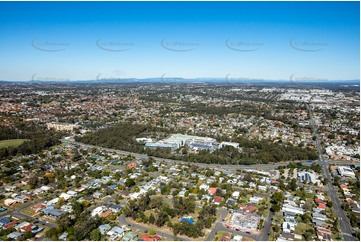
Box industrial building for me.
[145,133,219,152]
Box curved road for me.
[0,199,56,229]
[63,140,355,172]
[118,214,188,241]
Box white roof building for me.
[298,171,321,184]
[250,196,263,204]
[232,191,240,199]
[282,204,304,215]
[92,206,107,217]
[337,166,355,178]
[199,183,210,191]
[4,199,17,206]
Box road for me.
[63,140,355,172]
[97,194,188,240]
[118,214,188,241]
[259,211,274,241]
[103,193,264,241]
[62,137,356,240]
[306,104,356,241]
[206,208,267,241]
[0,199,56,228]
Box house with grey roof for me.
[98,224,111,235]
[7,231,22,240]
[107,226,125,240]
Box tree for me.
[29,176,39,189]
[271,191,284,204]
[90,229,102,241]
[73,211,101,240]
[161,184,171,195]
[215,188,223,197]
[149,196,163,209]
[72,202,85,218]
[273,224,280,233]
[326,200,333,208]
[270,204,281,212]
[23,231,33,240]
[290,178,297,191]
[204,217,213,228]
[45,227,59,239]
[149,213,155,224]
[138,194,151,211]
[155,210,169,227]
[125,178,136,187]
[57,214,73,231]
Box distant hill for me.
[0,79,359,88]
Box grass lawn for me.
[214,231,233,241]
[21,206,39,217]
[0,139,29,148]
[295,222,313,235]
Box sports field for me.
[0,139,29,148]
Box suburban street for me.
[118,214,189,241]
[307,104,356,241]
[205,208,261,241]
[101,189,261,241]
[259,211,274,241]
[0,199,56,229]
[61,139,357,240]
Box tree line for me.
[0,123,62,160]
[123,192,217,238]
[77,122,318,165]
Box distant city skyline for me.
[0,1,359,81]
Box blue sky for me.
[0,1,359,81]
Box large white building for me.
[337,166,356,178]
[282,204,304,215]
[145,133,219,152]
[219,141,240,149]
[47,122,78,131]
[298,171,321,184]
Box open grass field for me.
[0,139,29,148]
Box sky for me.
[0,1,359,81]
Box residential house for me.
[98,224,111,235]
[208,187,217,196]
[109,204,122,213]
[213,196,224,205]
[107,226,125,240]
[231,191,240,200]
[140,233,162,241]
[180,216,195,224]
[7,232,22,240]
[122,231,138,241]
[59,232,68,241]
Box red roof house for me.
[208,187,217,196]
[140,234,161,241]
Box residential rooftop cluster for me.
[0,82,359,241]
